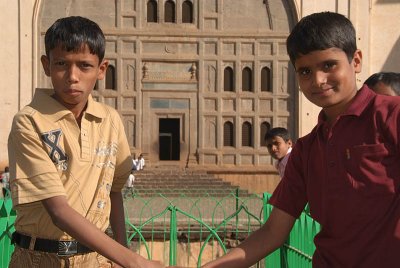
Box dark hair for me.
[364,72,400,96]
[44,16,106,62]
[265,127,291,142]
[287,12,357,64]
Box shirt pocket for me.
[345,143,395,197]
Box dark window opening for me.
[242,121,253,147]
[261,67,272,92]
[165,0,176,23]
[260,122,271,147]
[147,0,158,22]
[106,65,116,90]
[224,67,235,92]
[223,121,234,146]
[182,1,193,23]
[242,67,253,92]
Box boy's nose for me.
[66,65,79,83]
[314,71,328,87]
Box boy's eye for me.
[297,68,311,78]
[323,62,336,70]
[80,63,93,69]
[54,61,65,66]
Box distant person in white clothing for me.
[124,170,135,198]
[1,166,10,197]
[138,154,145,170]
[265,127,293,178]
[133,153,145,171]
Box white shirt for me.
[127,174,135,188]
[275,147,292,178]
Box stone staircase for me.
[131,166,251,197]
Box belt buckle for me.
[57,241,78,256]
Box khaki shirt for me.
[8,88,132,240]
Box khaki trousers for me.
[9,246,112,268]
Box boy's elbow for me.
[42,196,70,227]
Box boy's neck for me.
[51,94,87,126]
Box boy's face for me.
[294,48,362,120]
[266,136,292,161]
[41,44,108,110]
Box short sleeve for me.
[8,114,66,206]
[110,111,133,192]
[269,141,308,218]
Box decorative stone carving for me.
[191,63,197,80]
[142,63,148,79]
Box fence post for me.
[169,206,177,266]
[235,188,239,238]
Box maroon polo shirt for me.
[270,85,400,267]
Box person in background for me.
[1,166,10,197]
[203,11,400,267]
[137,154,145,170]
[7,16,164,268]
[133,153,145,171]
[124,170,135,199]
[265,128,292,178]
[364,72,400,96]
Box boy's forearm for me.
[42,196,146,268]
[110,191,128,246]
[203,207,295,268]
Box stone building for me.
[1,0,400,173]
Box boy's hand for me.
[112,260,165,268]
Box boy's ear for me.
[287,139,293,146]
[352,49,362,73]
[97,60,109,80]
[40,55,51,77]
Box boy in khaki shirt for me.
[8,16,164,268]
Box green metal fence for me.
[0,190,320,267]
[0,190,15,268]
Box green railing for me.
[0,190,320,267]
[0,190,15,268]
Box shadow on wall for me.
[377,0,400,3]
[382,36,400,72]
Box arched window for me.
[223,121,234,147]
[147,0,158,23]
[242,121,253,147]
[106,65,116,90]
[242,67,253,92]
[261,66,272,92]
[182,0,193,23]
[260,121,271,146]
[224,67,234,92]
[165,0,176,23]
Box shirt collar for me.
[30,88,107,122]
[316,85,375,129]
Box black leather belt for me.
[12,232,94,256]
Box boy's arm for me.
[42,196,164,268]
[110,191,128,246]
[202,207,296,268]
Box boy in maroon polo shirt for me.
[203,12,400,268]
